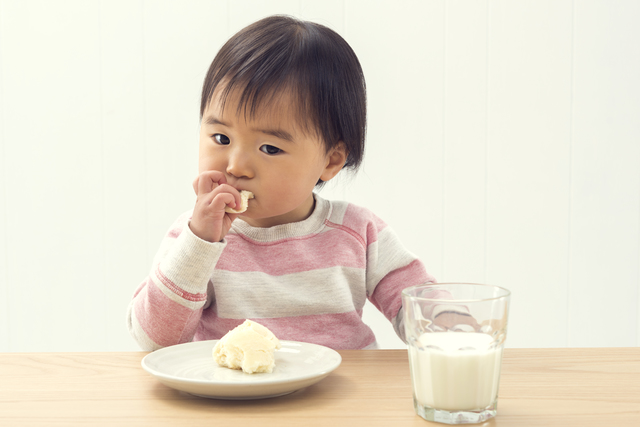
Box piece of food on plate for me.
[212,319,281,374]
[224,190,254,214]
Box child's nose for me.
[226,148,254,179]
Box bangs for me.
[206,75,318,140]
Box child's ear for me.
[320,142,348,182]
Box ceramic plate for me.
[141,340,342,400]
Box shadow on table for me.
[148,373,355,416]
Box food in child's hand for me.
[212,319,280,374]
[224,190,254,214]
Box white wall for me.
[0,0,638,352]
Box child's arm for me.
[127,171,242,350]
[359,214,474,342]
[432,310,481,331]
[126,214,223,350]
[391,290,481,342]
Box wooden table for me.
[1,348,639,426]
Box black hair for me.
[200,15,366,173]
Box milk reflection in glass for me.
[402,283,511,424]
[409,333,502,411]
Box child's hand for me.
[189,171,243,242]
[433,311,481,332]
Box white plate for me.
[141,340,342,400]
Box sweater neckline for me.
[230,194,331,242]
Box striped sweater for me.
[127,194,437,350]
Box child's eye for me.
[213,134,230,145]
[260,145,282,155]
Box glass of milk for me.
[402,283,511,424]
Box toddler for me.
[127,15,473,351]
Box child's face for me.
[199,88,345,228]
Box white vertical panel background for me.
[0,0,638,351]
[486,0,573,347]
[100,0,147,351]
[1,0,105,351]
[0,0,6,352]
[569,0,640,347]
[442,0,487,283]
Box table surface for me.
[1,347,639,426]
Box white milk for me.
[408,332,503,412]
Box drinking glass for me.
[402,283,511,424]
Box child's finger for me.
[210,191,237,213]
[196,170,227,195]
[192,176,199,195]
[211,184,243,209]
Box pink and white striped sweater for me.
[127,194,437,350]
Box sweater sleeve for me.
[126,212,225,350]
[363,217,435,324]
[360,210,465,343]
